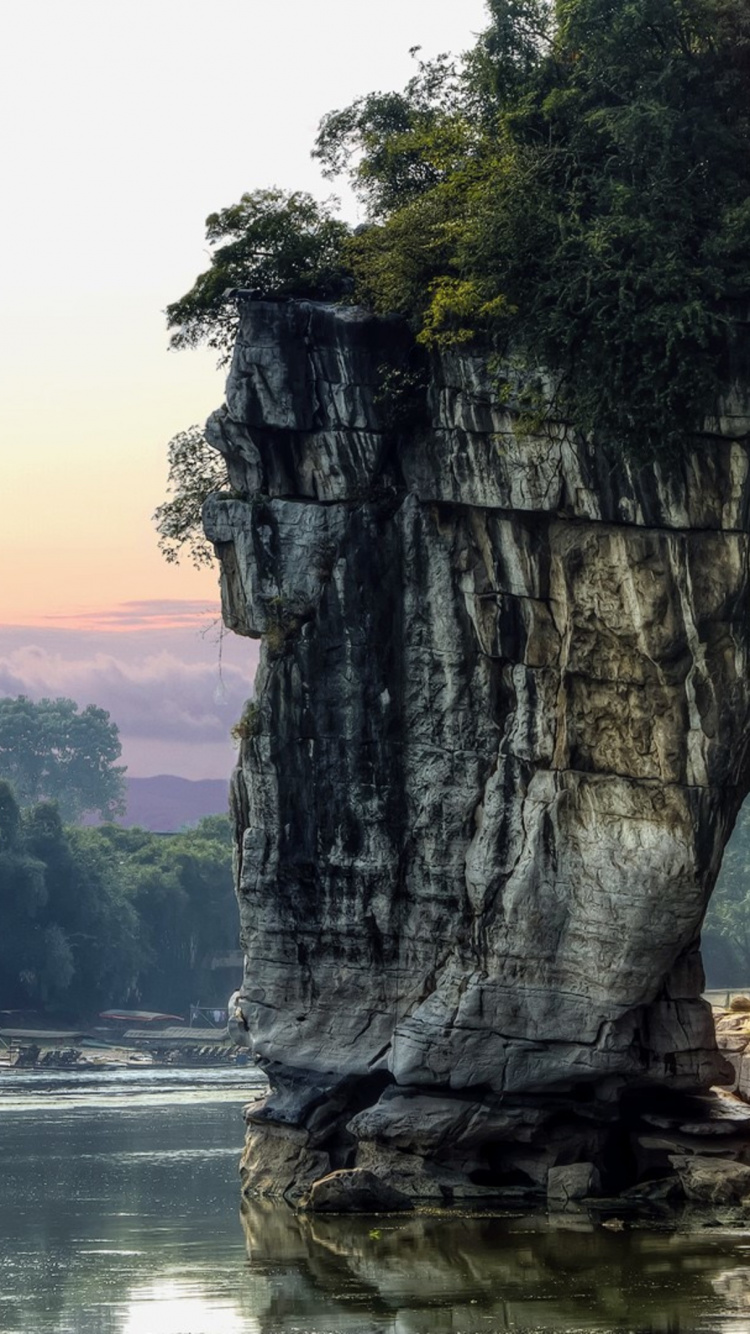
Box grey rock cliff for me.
[205,296,750,1205]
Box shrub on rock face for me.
[153,425,231,569]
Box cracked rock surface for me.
[205,297,750,1206]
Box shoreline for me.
[0,1025,246,1070]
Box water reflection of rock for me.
[712,1265,750,1313]
[240,1199,750,1333]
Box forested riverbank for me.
[0,780,236,1019]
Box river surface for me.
[3,1068,750,1333]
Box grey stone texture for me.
[547,1163,600,1209]
[671,1155,750,1206]
[299,1168,414,1214]
[205,296,750,1206]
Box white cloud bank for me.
[0,613,259,779]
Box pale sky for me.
[0,0,489,776]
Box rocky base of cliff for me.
[239,1074,750,1215]
[233,1001,750,1214]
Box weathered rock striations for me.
[204,296,750,1206]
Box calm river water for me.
[3,1068,750,1334]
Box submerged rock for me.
[672,1156,750,1206]
[205,296,750,1207]
[299,1168,414,1214]
[547,1163,601,1210]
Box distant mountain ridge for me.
[120,775,229,831]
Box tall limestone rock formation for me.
[204,296,750,1205]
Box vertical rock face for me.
[204,297,750,1204]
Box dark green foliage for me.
[0,779,21,848]
[484,0,750,453]
[0,789,128,1011]
[79,816,237,1014]
[318,0,750,454]
[0,796,237,1018]
[0,696,126,823]
[189,812,232,845]
[470,0,554,107]
[373,361,430,432]
[314,50,474,218]
[23,805,142,1010]
[165,188,351,362]
[153,424,230,567]
[166,0,750,459]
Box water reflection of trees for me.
[240,1200,750,1333]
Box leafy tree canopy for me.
[323,0,750,453]
[165,188,351,362]
[313,49,482,219]
[0,795,237,1019]
[167,0,750,461]
[78,814,237,1014]
[0,696,126,824]
[0,787,138,1012]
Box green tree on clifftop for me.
[165,188,351,362]
[317,0,750,453]
[166,0,750,463]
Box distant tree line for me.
[0,782,237,1019]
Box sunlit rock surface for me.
[205,297,750,1205]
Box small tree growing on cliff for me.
[153,425,230,568]
[165,188,351,362]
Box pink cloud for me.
[40,599,225,633]
[0,605,259,779]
